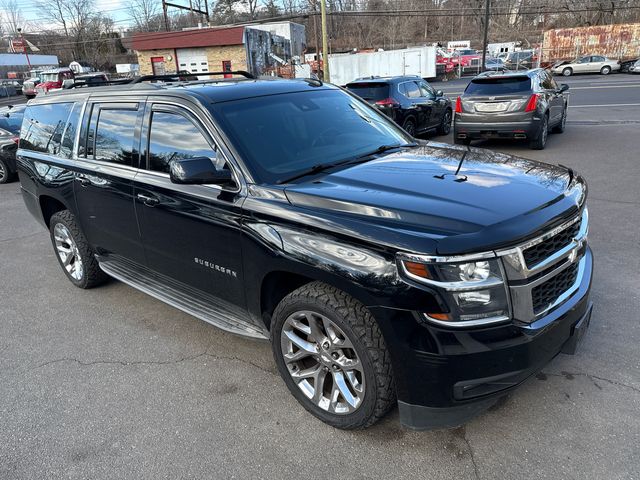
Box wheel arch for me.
[39,195,68,228]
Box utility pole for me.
[162,0,170,31]
[481,0,490,71]
[320,0,330,82]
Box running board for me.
[97,256,267,340]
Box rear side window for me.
[345,82,390,101]
[87,106,139,165]
[20,103,74,154]
[465,77,532,95]
[147,111,216,174]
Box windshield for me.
[465,77,531,95]
[41,73,59,83]
[211,89,412,184]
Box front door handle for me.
[76,175,91,187]
[137,193,159,207]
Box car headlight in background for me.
[398,255,511,327]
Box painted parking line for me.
[570,84,640,90]
[569,103,640,108]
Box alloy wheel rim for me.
[542,118,548,145]
[405,122,415,136]
[0,162,5,181]
[53,223,84,281]
[280,310,365,414]
[443,111,451,133]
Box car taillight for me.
[455,96,463,113]
[375,98,398,106]
[12,137,19,144]
[524,94,539,112]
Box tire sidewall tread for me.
[271,281,395,430]
[49,210,108,289]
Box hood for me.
[284,142,585,255]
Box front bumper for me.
[371,247,593,430]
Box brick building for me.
[131,24,305,77]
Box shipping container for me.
[542,23,640,62]
[328,46,437,86]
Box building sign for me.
[447,40,471,51]
[10,38,25,53]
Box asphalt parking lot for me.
[1,74,639,479]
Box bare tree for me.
[128,0,163,32]
[1,0,26,34]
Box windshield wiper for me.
[276,143,417,184]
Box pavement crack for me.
[34,350,277,376]
[542,370,640,394]
[453,427,480,480]
[0,232,43,244]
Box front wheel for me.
[562,67,572,77]
[271,282,395,429]
[552,107,567,133]
[0,158,13,184]
[49,210,108,289]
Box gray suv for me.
[453,69,569,149]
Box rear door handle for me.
[137,193,159,207]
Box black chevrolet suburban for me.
[16,73,593,430]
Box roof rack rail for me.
[131,70,255,84]
[64,79,132,89]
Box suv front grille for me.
[523,221,580,268]
[531,262,579,314]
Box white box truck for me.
[328,46,437,86]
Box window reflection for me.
[148,111,216,174]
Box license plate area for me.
[475,102,508,113]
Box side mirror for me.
[559,83,569,92]
[169,156,234,186]
[435,90,444,97]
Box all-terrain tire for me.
[49,210,108,289]
[0,158,13,184]
[271,281,395,429]
[402,117,416,137]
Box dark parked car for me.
[454,69,569,149]
[16,73,592,430]
[0,127,19,184]
[504,50,535,70]
[345,76,452,137]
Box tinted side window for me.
[402,82,421,98]
[418,81,435,98]
[93,108,138,165]
[59,103,82,159]
[540,72,554,90]
[20,103,74,154]
[147,111,216,174]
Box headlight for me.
[398,255,511,327]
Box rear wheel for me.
[402,117,416,137]
[271,282,395,429]
[600,66,611,75]
[530,114,549,150]
[436,109,452,135]
[49,210,108,289]
[562,67,572,77]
